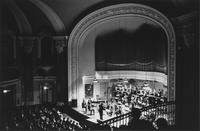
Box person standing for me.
[82,99,87,113]
[87,98,92,115]
[98,103,104,120]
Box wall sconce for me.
[3,89,11,94]
[43,86,49,90]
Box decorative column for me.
[172,11,198,127]
[53,36,68,103]
[18,36,36,105]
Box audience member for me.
[155,118,169,130]
[128,107,155,130]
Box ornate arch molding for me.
[68,3,176,101]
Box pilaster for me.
[53,36,68,102]
[18,36,36,105]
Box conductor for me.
[98,103,104,120]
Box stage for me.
[73,104,141,125]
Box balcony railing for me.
[97,101,175,128]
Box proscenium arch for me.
[68,3,176,104]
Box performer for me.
[87,98,92,115]
[98,102,104,120]
[82,99,87,113]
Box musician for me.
[158,89,163,97]
[115,105,122,116]
[81,99,87,113]
[87,98,92,115]
[109,101,115,116]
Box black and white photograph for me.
[0,0,199,130]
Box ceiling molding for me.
[29,0,65,33]
[5,0,32,34]
[172,11,197,24]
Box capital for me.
[53,36,68,54]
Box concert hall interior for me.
[0,0,199,130]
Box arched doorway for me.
[68,3,176,107]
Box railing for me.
[140,101,175,125]
[98,112,131,128]
[97,101,175,128]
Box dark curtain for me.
[95,23,167,71]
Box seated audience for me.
[1,104,84,131]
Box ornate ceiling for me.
[0,0,198,35]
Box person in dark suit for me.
[87,98,94,115]
[98,103,104,120]
[128,107,155,130]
